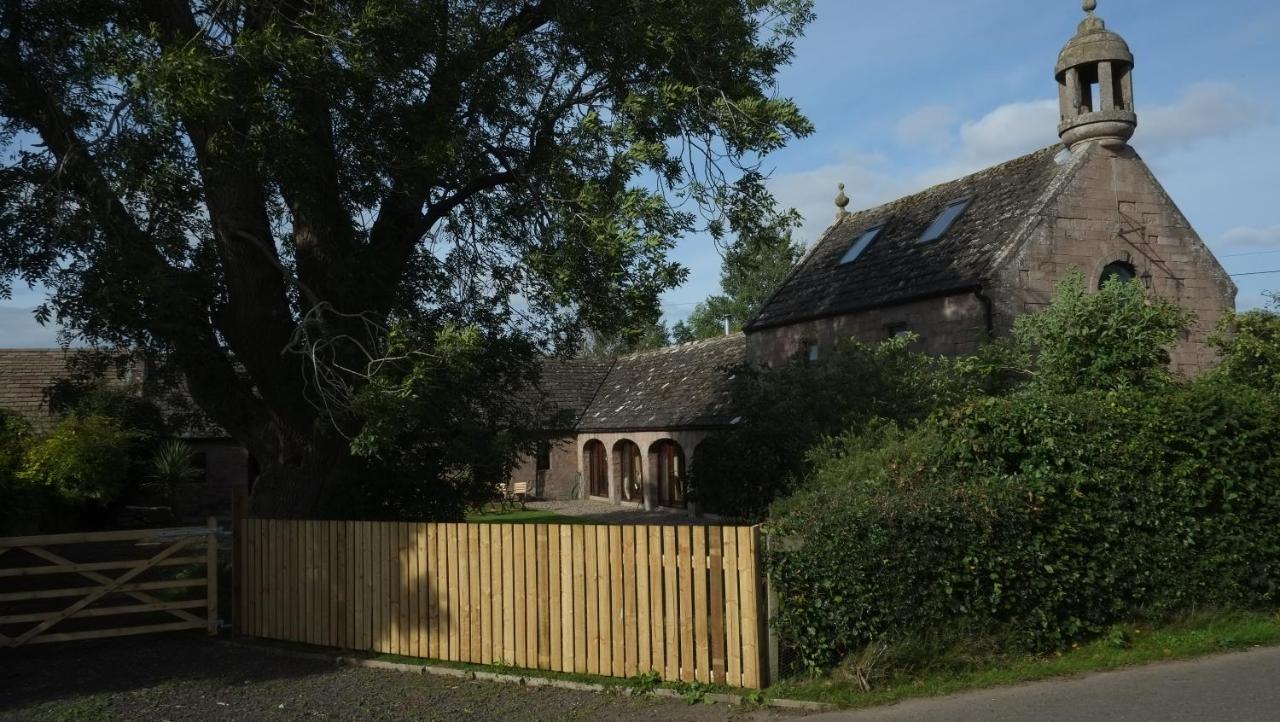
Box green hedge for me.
[768,377,1280,671]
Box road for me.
[810,646,1280,722]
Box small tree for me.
[1014,269,1193,391]
[1211,292,1280,393]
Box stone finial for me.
[834,183,850,219]
[1083,0,1097,14]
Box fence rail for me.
[0,521,219,648]
[237,520,765,687]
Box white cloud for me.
[765,81,1274,248]
[1218,225,1280,253]
[768,152,918,245]
[1137,82,1271,153]
[895,104,956,151]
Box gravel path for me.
[0,634,795,721]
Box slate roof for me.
[747,144,1079,331]
[533,359,614,427]
[579,334,745,432]
[0,349,139,430]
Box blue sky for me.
[659,0,1280,323]
[1,0,1277,345]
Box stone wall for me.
[990,143,1236,374]
[745,292,988,368]
[509,436,579,500]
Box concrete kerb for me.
[227,639,835,713]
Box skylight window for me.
[919,198,972,243]
[838,225,883,265]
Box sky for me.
[1,0,1277,346]
[658,0,1280,323]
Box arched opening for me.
[612,440,643,503]
[650,440,686,508]
[583,440,608,498]
[1099,260,1136,288]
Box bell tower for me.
[1055,0,1137,150]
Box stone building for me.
[746,1,1234,373]
[512,1,1236,511]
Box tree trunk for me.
[246,424,363,520]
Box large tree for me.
[0,1,813,517]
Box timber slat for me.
[231,519,767,688]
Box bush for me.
[767,273,1280,672]
[20,413,140,505]
[690,335,971,520]
[0,409,35,535]
[770,380,1280,671]
[1211,292,1280,393]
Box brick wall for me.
[510,436,579,500]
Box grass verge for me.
[772,610,1280,709]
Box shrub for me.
[690,334,971,520]
[1210,292,1280,393]
[767,273,1280,672]
[20,413,140,505]
[0,409,35,535]
[769,379,1280,671]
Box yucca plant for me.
[145,440,199,509]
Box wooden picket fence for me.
[0,521,219,648]
[236,520,765,687]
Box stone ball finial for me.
[1083,0,1097,13]
[834,183,850,217]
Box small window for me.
[806,343,819,364]
[1099,261,1136,287]
[838,225,884,265]
[919,198,971,243]
[192,452,208,483]
[535,442,551,471]
[886,322,911,339]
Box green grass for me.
[463,509,588,524]
[772,610,1280,709]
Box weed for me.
[628,670,662,695]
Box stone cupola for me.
[1055,0,1137,150]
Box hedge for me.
[768,377,1280,671]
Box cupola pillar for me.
[1055,0,1137,150]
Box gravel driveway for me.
[0,634,795,721]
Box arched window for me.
[1099,261,1136,288]
[650,440,686,507]
[613,440,643,503]
[583,440,608,498]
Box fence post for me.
[207,516,219,635]
[764,530,779,687]
[231,490,248,636]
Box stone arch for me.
[582,439,608,499]
[612,439,643,503]
[648,439,687,508]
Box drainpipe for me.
[973,286,995,340]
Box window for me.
[886,322,911,339]
[919,198,971,243]
[838,225,884,265]
[1099,261,1136,287]
[535,442,551,472]
[193,452,208,483]
[806,342,819,364]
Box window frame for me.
[837,224,885,265]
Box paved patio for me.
[526,499,728,525]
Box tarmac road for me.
[811,645,1280,722]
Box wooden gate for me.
[0,520,219,648]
